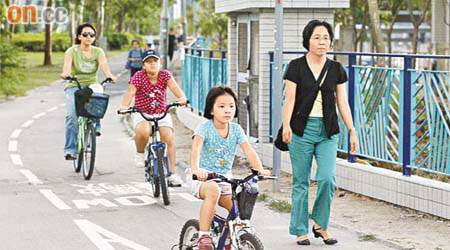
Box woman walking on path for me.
[282,20,358,246]
[60,23,116,160]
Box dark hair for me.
[204,86,239,120]
[302,20,334,51]
[131,39,140,45]
[75,23,97,45]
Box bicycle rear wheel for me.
[82,123,96,180]
[156,147,170,205]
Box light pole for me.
[272,0,283,192]
[160,0,169,69]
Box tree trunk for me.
[97,0,105,38]
[117,12,124,32]
[367,0,385,66]
[387,28,393,67]
[44,0,53,66]
[68,1,76,45]
[78,0,84,25]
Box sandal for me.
[312,226,338,245]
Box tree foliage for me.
[194,0,228,49]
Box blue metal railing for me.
[270,51,450,176]
[182,47,227,115]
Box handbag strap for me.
[315,59,330,88]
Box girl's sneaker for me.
[197,234,213,250]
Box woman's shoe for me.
[296,236,310,245]
[312,226,338,245]
[296,239,311,245]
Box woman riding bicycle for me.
[61,23,116,160]
[119,49,187,187]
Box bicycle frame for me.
[211,178,259,249]
[147,120,171,178]
[77,116,94,152]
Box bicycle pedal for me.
[168,182,182,187]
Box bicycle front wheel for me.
[156,147,170,205]
[239,233,264,250]
[82,123,96,180]
[145,154,160,198]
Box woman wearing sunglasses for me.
[61,23,117,160]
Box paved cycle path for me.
[0,52,399,250]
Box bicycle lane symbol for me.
[39,182,156,250]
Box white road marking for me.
[59,103,65,107]
[21,120,34,128]
[114,195,156,206]
[8,140,18,152]
[47,107,58,112]
[175,193,199,202]
[10,154,23,166]
[74,219,152,250]
[10,129,22,139]
[39,189,72,210]
[33,112,46,119]
[19,169,43,185]
[72,199,118,209]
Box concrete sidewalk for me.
[165,54,450,250]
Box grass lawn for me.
[13,49,126,96]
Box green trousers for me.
[288,117,338,236]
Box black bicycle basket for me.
[237,184,259,220]
[75,88,110,119]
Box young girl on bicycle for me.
[190,86,271,250]
[119,49,187,187]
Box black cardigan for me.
[283,56,348,138]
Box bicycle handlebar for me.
[117,100,190,122]
[192,169,277,184]
[63,76,113,89]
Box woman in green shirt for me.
[61,23,116,160]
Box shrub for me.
[0,42,25,96]
[105,32,145,50]
[11,33,71,52]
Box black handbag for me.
[274,126,289,151]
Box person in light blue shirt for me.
[127,40,143,77]
[189,86,271,250]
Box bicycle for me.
[65,76,112,180]
[179,170,276,250]
[117,101,188,205]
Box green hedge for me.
[0,42,25,96]
[12,33,71,52]
[105,32,145,50]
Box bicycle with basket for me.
[179,170,276,250]
[65,76,112,180]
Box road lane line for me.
[10,129,22,139]
[21,120,34,128]
[33,112,46,119]
[8,140,18,152]
[10,154,23,166]
[39,189,72,210]
[74,219,152,250]
[47,107,58,112]
[19,169,43,185]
